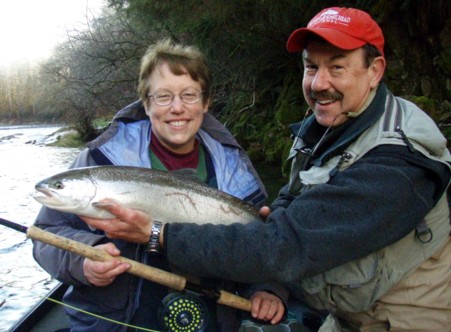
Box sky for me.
[0,0,105,68]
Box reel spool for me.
[159,291,210,332]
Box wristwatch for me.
[147,220,163,253]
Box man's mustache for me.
[310,91,343,101]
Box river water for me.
[0,125,81,332]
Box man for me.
[81,7,451,331]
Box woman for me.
[33,39,286,331]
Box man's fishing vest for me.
[286,91,451,331]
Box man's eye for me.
[304,65,317,71]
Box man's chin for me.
[315,113,348,128]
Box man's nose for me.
[311,69,331,91]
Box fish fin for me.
[92,201,114,209]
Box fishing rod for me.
[0,217,252,331]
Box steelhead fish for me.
[33,166,264,225]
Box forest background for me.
[0,0,449,178]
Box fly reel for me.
[158,291,210,332]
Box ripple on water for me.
[0,125,81,332]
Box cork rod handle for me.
[27,225,251,312]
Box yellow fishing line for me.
[46,297,161,332]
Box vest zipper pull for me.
[395,126,415,152]
[329,152,352,177]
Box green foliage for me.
[405,96,438,118]
[106,0,449,170]
[1,0,449,171]
[404,95,451,147]
[93,118,113,131]
[46,130,84,148]
[255,164,288,202]
[442,126,451,149]
[274,74,305,126]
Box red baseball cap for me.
[286,7,384,56]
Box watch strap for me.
[147,220,163,253]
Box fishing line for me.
[46,297,160,332]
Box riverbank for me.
[41,127,83,147]
[0,125,81,147]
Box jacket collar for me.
[89,100,244,151]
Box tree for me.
[108,0,450,162]
[0,61,40,124]
[13,0,449,162]
[37,7,158,138]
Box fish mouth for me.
[33,188,66,207]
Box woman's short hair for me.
[138,39,212,106]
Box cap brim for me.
[286,27,366,53]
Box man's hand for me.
[83,243,131,286]
[250,291,285,324]
[80,199,152,244]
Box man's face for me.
[302,41,382,128]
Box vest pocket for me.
[296,252,381,312]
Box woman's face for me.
[145,62,209,154]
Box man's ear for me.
[369,56,386,89]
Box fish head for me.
[33,170,97,214]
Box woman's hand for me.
[83,243,131,286]
[250,290,285,324]
[259,206,271,220]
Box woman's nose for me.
[170,95,184,111]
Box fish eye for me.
[54,181,64,190]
